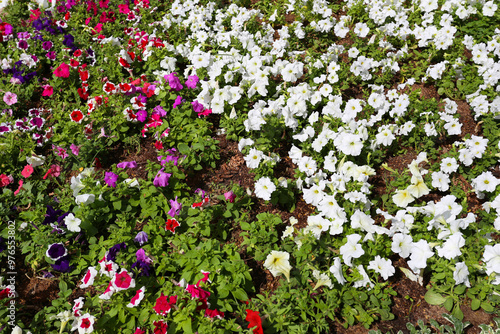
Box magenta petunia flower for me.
[173,95,183,108]
[117,161,137,169]
[185,75,199,89]
[104,171,118,188]
[54,62,70,78]
[153,169,171,187]
[3,92,17,106]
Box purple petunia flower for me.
[46,243,67,261]
[134,231,148,246]
[104,172,119,188]
[153,105,166,117]
[136,109,147,122]
[173,95,183,109]
[117,161,137,169]
[153,169,171,187]
[131,248,153,277]
[191,101,204,113]
[185,75,199,89]
[106,242,127,261]
[51,255,71,272]
[42,41,53,51]
[164,73,183,91]
[224,191,236,203]
[168,197,182,217]
[158,155,179,166]
[43,205,62,225]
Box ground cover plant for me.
[0,0,500,333]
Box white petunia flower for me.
[254,177,276,201]
[65,213,82,232]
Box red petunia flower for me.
[153,293,177,315]
[153,320,168,334]
[245,310,264,334]
[165,218,180,233]
[70,110,84,123]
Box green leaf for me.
[481,301,494,312]
[231,288,248,301]
[471,299,480,311]
[444,297,454,312]
[178,143,190,155]
[424,289,447,305]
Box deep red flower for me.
[154,141,163,150]
[245,310,264,334]
[153,320,168,334]
[0,288,11,300]
[153,293,177,315]
[165,218,179,233]
[70,110,84,123]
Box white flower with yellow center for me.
[264,251,292,282]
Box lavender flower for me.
[153,169,171,187]
[134,231,148,246]
[168,197,182,217]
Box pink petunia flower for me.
[14,180,24,196]
[42,85,53,97]
[21,164,34,178]
[111,269,135,291]
[54,63,70,78]
[127,287,146,308]
[70,144,81,156]
[3,92,17,106]
[80,267,98,289]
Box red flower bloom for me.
[165,218,180,233]
[0,288,11,300]
[54,63,70,78]
[153,293,177,315]
[70,110,84,123]
[70,59,80,67]
[154,141,163,150]
[245,310,264,334]
[153,320,168,334]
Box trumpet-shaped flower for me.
[64,213,81,232]
[408,176,430,198]
[264,250,291,282]
[392,188,415,208]
[339,234,364,267]
[368,256,395,280]
[453,262,471,287]
[254,177,276,201]
[483,244,500,276]
[312,270,333,290]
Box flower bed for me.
[0,0,500,333]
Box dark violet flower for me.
[51,255,71,272]
[131,248,153,277]
[104,172,119,188]
[153,169,171,187]
[18,40,29,50]
[136,109,147,122]
[185,75,199,89]
[46,243,67,261]
[191,101,204,113]
[134,231,148,246]
[172,95,183,109]
[32,19,43,31]
[168,197,182,217]
[56,212,70,227]
[106,242,126,261]
[63,34,75,48]
[43,205,62,225]
[117,161,137,169]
